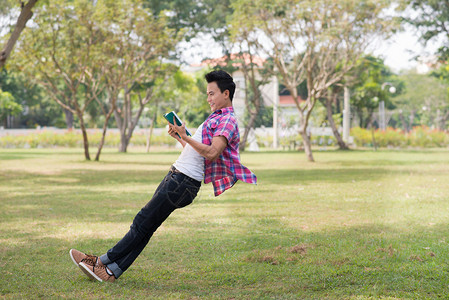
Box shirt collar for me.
[213,106,234,115]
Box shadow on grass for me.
[0,151,81,160]
[2,169,167,186]
[0,165,418,223]
[1,164,400,192]
[252,168,389,184]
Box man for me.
[70,70,257,282]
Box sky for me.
[181,26,440,74]
[372,26,439,73]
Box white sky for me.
[372,26,440,73]
[181,26,441,74]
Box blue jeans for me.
[99,166,201,278]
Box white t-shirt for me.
[173,123,205,182]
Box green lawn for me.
[1,148,449,299]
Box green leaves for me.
[406,0,449,52]
[0,88,22,125]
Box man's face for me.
[207,81,230,112]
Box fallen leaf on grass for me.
[289,244,308,255]
[409,255,423,262]
[375,244,396,257]
[262,256,279,265]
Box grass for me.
[1,148,449,299]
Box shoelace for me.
[81,254,98,266]
[95,264,115,278]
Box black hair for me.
[205,70,236,101]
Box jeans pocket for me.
[167,176,200,208]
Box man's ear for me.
[224,89,230,99]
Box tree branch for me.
[0,0,38,68]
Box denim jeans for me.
[99,166,201,278]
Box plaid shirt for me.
[202,107,257,196]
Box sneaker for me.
[79,262,116,283]
[69,249,99,268]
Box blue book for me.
[163,111,192,138]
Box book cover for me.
[163,111,192,137]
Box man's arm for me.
[169,119,227,161]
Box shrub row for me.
[350,126,449,148]
[0,130,177,148]
[2,126,448,149]
[254,126,449,149]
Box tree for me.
[406,0,449,61]
[235,53,272,151]
[316,60,397,150]
[320,84,348,149]
[144,0,233,56]
[94,0,181,153]
[230,0,398,161]
[0,88,22,128]
[349,56,399,129]
[0,69,61,128]
[14,0,106,160]
[395,71,447,130]
[405,0,449,130]
[13,0,180,159]
[0,0,38,68]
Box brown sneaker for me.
[79,262,116,282]
[69,249,99,268]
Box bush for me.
[0,129,177,148]
[2,126,448,149]
[351,126,449,148]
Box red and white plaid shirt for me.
[202,107,257,196]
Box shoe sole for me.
[79,262,103,282]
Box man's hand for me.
[167,125,179,139]
[168,117,187,147]
[170,116,188,140]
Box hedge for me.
[350,126,449,148]
[1,126,448,149]
[0,129,176,149]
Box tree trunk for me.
[77,111,90,160]
[119,131,129,152]
[297,107,314,161]
[114,100,129,153]
[326,96,348,150]
[146,106,158,153]
[117,90,133,153]
[0,0,38,68]
[115,115,130,153]
[399,111,408,132]
[357,109,364,128]
[238,53,264,152]
[299,129,314,162]
[369,119,377,151]
[64,108,74,129]
[441,110,449,131]
[124,108,143,151]
[409,110,416,129]
[94,107,114,161]
[240,110,258,152]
